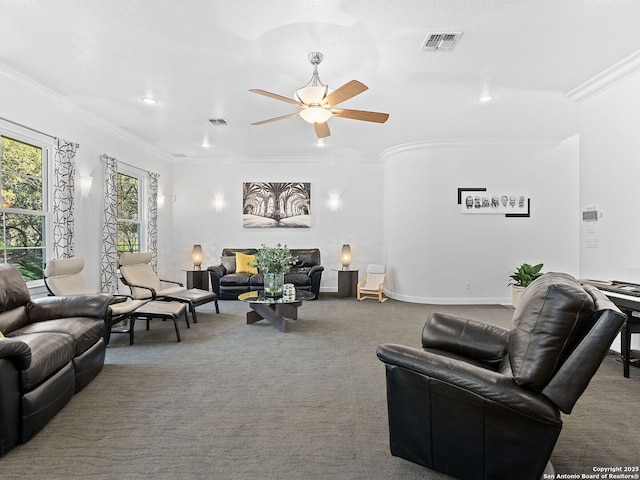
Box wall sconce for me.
[157,194,165,208]
[341,244,352,270]
[79,176,93,196]
[214,194,225,212]
[192,244,203,270]
[329,193,340,211]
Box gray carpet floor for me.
[2,296,639,479]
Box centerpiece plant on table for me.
[251,244,297,297]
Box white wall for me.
[1,59,583,304]
[382,138,580,304]
[578,72,640,279]
[578,69,640,352]
[168,157,384,291]
[0,64,594,310]
[0,68,174,293]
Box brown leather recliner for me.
[0,263,112,456]
[376,272,626,480]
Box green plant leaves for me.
[509,262,543,287]
[251,243,297,273]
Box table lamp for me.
[341,244,351,270]
[192,244,203,270]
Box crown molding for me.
[0,62,58,100]
[178,153,379,165]
[0,61,174,162]
[380,138,565,160]
[565,50,640,103]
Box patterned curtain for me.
[147,172,159,272]
[100,154,118,293]
[51,139,77,259]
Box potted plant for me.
[509,262,543,308]
[251,244,297,297]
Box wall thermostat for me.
[582,210,598,221]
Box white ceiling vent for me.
[420,32,462,52]
[208,118,229,126]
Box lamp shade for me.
[341,244,351,270]
[299,106,332,124]
[192,244,203,270]
[295,85,328,105]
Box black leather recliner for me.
[376,272,626,480]
[0,263,112,456]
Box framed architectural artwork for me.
[458,187,530,217]
[242,182,311,228]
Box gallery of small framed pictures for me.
[458,187,530,217]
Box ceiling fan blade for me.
[314,122,331,138]
[324,80,368,107]
[249,89,303,106]
[331,108,389,123]
[251,112,301,125]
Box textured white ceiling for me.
[1,0,640,160]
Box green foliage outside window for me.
[116,172,141,254]
[1,136,46,281]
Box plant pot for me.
[264,272,285,298]
[512,285,526,308]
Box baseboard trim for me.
[385,291,512,305]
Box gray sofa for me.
[208,248,324,300]
[0,263,113,456]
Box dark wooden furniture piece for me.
[129,301,188,344]
[334,269,358,297]
[238,290,315,332]
[581,279,640,377]
[185,269,209,290]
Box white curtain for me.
[51,138,78,259]
[100,154,118,293]
[147,172,159,271]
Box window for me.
[116,170,144,255]
[0,135,48,281]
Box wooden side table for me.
[335,269,359,298]
[184,269,209,290]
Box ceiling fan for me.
[249,52,389,139]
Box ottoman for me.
[130,301,188,344]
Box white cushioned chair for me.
[357,264,388,303]
[119,252,219,323]
[118,252,186,299]
[44,256,148,344]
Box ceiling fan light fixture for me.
[294,51,329,105]
[300,106,332,124]
[249,51,388,139]
[295,85,328,105]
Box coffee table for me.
[238,290,315,332]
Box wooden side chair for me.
[357,264,388,303]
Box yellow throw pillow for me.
[236,252,258,274]
[0,331,4,338]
